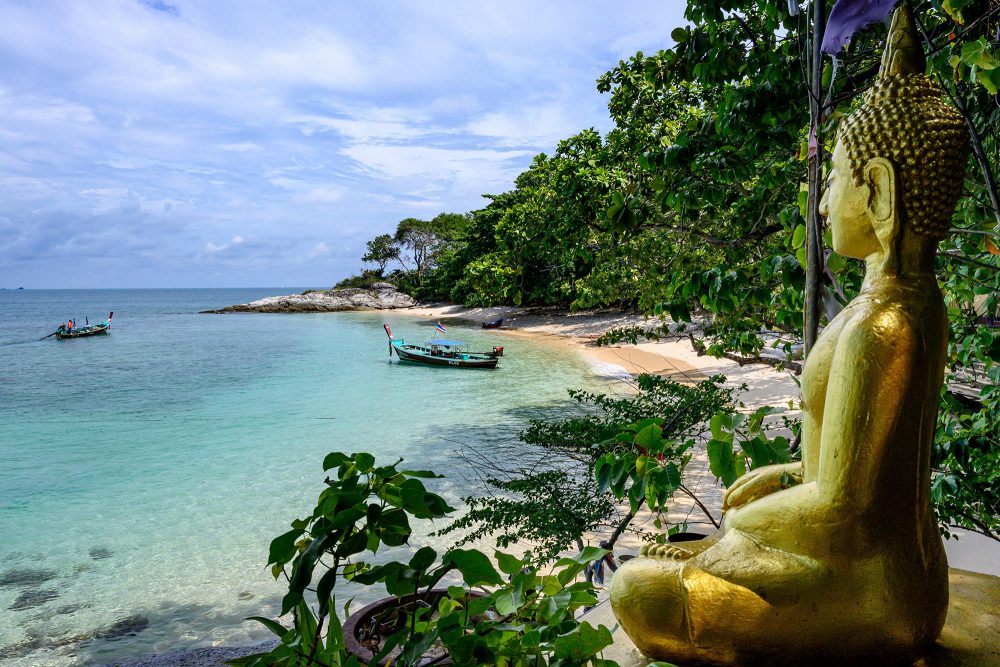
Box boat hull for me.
[392,343,499,369]
[56,325,110,339]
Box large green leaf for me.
[554,547,607,585]
[552,622,614,661]
[707,437,735,484]
[944,0,976,23]
[315,568,340,617]
[325,505,366,530]
[399,630,440,665]
[539,588,573,623]
[267,528,303,567]
[444,549,502,587]
[375,508,412,547]
[409,546,437,572]
[335,529,369,558]
[634,423,664,450]
[354,452,376,471]
[281,532,330,614]
[495,550,524,576]
[396,478,453,518]
[791,224,806,249]
[961,38,997,69]
[493,589,521,616]
[322,452,349,471]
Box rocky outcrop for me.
[206,283,416,313]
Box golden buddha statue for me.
[609,6,970,665]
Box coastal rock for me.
[0,568,57,588]
[89,546,113,560]
[206,282,416,313]
[102,639,280,667]
[9,589,59,610]
[94,614,150,640]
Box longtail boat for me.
[48,312,113,339]
[481,317,504,329]
[383,324,502,369]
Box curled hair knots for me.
[838,75,969,240]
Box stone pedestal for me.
[589,569,1000,666]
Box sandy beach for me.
[404,302,800,406]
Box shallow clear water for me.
[0,289,615,666]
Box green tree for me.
[361,233,400,276]
[394,213,470,286]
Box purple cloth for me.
[821,0,899,53]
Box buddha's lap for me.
[611,529,946,637]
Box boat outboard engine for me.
[492,346,504,357]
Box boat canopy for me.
[426,339,465,347]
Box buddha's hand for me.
[639,542,697,560]
[722,463,803,512]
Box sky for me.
[0,1,687,288]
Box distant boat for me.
[46,312,113,339]
[481,317,503,329]
[383,324,502,369]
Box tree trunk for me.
[804,0,827,355]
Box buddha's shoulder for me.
[839,298,922,349]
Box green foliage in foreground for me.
[704,407,796,488]
[934,373,1000,539]
[231,391,805,665]
[232,452,618,667]
[440,375,739,564]
[594,393,799,541]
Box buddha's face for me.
[819,141,881,259]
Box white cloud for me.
[300,187,345,205]
[340,144,534,185]
[0,0,689,287]
[219,142,264,152]
[205,235,245,255]
[307,241,331,259]
[467,103,593,147]
[287,113,435,143]
[7,98,96,125]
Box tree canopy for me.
[361,234,400,276]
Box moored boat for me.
[481,317,503,329]
[383,324,502,369]
[48,312,113,339]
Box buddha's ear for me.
[864,157,896,225]
[865,157,902,272]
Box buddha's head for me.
[820,5,968,260]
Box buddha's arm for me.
[815,308,917,510]
[722,462,803,511]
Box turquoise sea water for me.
[0,289,616,666]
